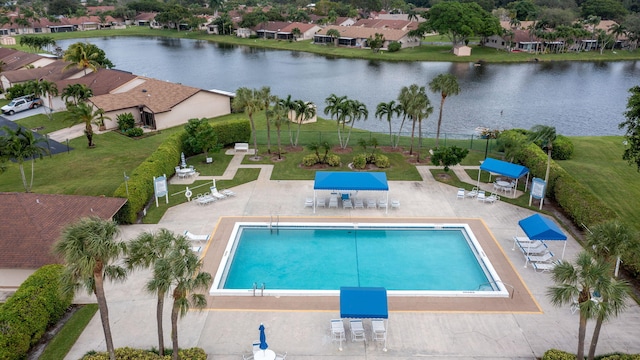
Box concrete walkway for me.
[64,151,640,360]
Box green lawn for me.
[39,304,98,360]
[558,136,640,231]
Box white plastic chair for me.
[317,197,326,208]
[476,190,486,202]
[304,197,314,208]
[456,188,465,200]
[466,187,478,198]
[391,199,400,209]
[330,319,346,350]
[349,319,366,342]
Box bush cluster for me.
[0,265,73,360]
[126,127,144,138]
[116,113,135,132]
[387,41,401,52]
[112,119,251,224]
[80,347,207,360]
[551,135,574,160]
[542,349,640,359]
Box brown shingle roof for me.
[0,51,43,71]
[0,193,127,269]
[55,68,137,96]
[1,60,77,83]
[89,77,201,113]
[317,25,410,42]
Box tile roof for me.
[89,77,202,113]
[0,193,126,269]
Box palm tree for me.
[547,251,617,360]
[125,229,180,356]
[164,243,212,360]
[375,100,402,147]
[343,99,367,149]
[54,216,127,360]
[398,84,428,155]
[268,100,288,159]
[259,86,276,154]
[37,80,58,120]
[608,23,626,46]
[326,28,340,46]
[232,87,264,158]
[528,124,556,185]
[63,42,101,75]
[324,94,348,148]
[66,102,107,148]
[61,83,93,106]
[429,73,461,147]
[293,100,316,146]
[278,95,296,146]
[584,221,635,359]
[1,125,48,192]
[415,98,434,162]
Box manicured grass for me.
[10,27,640,63]
[558,136,640,231]
[39,304,98,360]
[15,111,74,134]
[143,168,260,223]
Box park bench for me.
[234,143,249,152]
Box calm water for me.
[223,227,490,291]
[57,37,640,136]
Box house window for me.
[34,28,42,33]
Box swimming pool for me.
[210,222,509,297]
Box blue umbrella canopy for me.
[259,323,268,350]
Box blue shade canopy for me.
[480,158,529,179]
[340,287,388,319]
[518,214,567,241]
[314,172,389,191]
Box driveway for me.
[0,108,71,155]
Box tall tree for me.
[61,83,93,106]
[547,251,611,360]
[293,100,316,147]
[585,221,635,360]
[232,87,264,158]
[54,217,127,360]
[528,125,557,184]
[259,86,275,154]
[1,125,48,192]
[164,241,212,360]
[398,84,428,155]
[429,73,461,147]
[415,97,434,162]
[426,1,501,48]
[66,102,107,148]
[63,42,114,75]
[619,85,640,171]
[326,28,341,45]
[324,94,348,148]
[375,100,402,147]
[343,99,368,149]
[278,95,296,146]
[267,100,288,159]
[26,79,58,120]
[126,229,182,357]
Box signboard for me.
[529,177,546,209]
[153,175,169,207]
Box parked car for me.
[1,95,43,115]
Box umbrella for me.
[180,152,187,168]
[259,323,268,351]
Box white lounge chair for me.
[367,199,377,209]
[328,197,339,208]
[184,230,210,242]
[275,352,287,360]
[330,319,346,350]
[532,261,555,273]
[378,198,387,209]
[485,192,500,204]
[391,199,400,209]
[221,189,236,197]
[477,190,486,202]
[466,187,478,198]
[371,319,387,350]
[457,188,465,200]
[527,252,554,263]
[349,319,366,342]
[317,197,326,208]
[519,242,549,255]
[304,197,314,208]
[354,198,364,209]
[343,199,353,209]
[243,354,254,360]
[210,186,227,199]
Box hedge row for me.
[543,349,640,359]
[113,118,251,224]
[0,265,73,360]
[516,142,616,229]
[81,347,207,360]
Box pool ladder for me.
[252,282,266,296]
[269,215,279,234]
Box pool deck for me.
[65,154,640,360]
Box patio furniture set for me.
[306,194,399,210]
[330,318,387,351]
[457,187,500,204]
[513,236,557,272]
[194,186,236,206]
[175,165,198,179]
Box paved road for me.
[0,107,71,155]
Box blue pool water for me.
[220,225,496,292]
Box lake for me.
[57,37,640,136]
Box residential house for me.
[51,68,138,110]
[255,21,291,39]
[352,18,418,31]
[88,77,233,130]
[314,25,419,49]
[0,60,75,91]
[0,192,126,292]
[0,49,47,72]
[253,22,321,41]
[333,17,356,27]
[135,12,158,27]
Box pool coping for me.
[201,216,542,313]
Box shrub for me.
[374,154,390,168]
[327,154,341,167]
[431,146,469,171]
[552,135,574,160]
[387,41,401,52]
[80,347,207,360]
[541,349,575,360]
[352,154,367,169]
[126,127,144,137]
[116,112,135,131]
[302,154,317,166]
[0,265,72,360]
